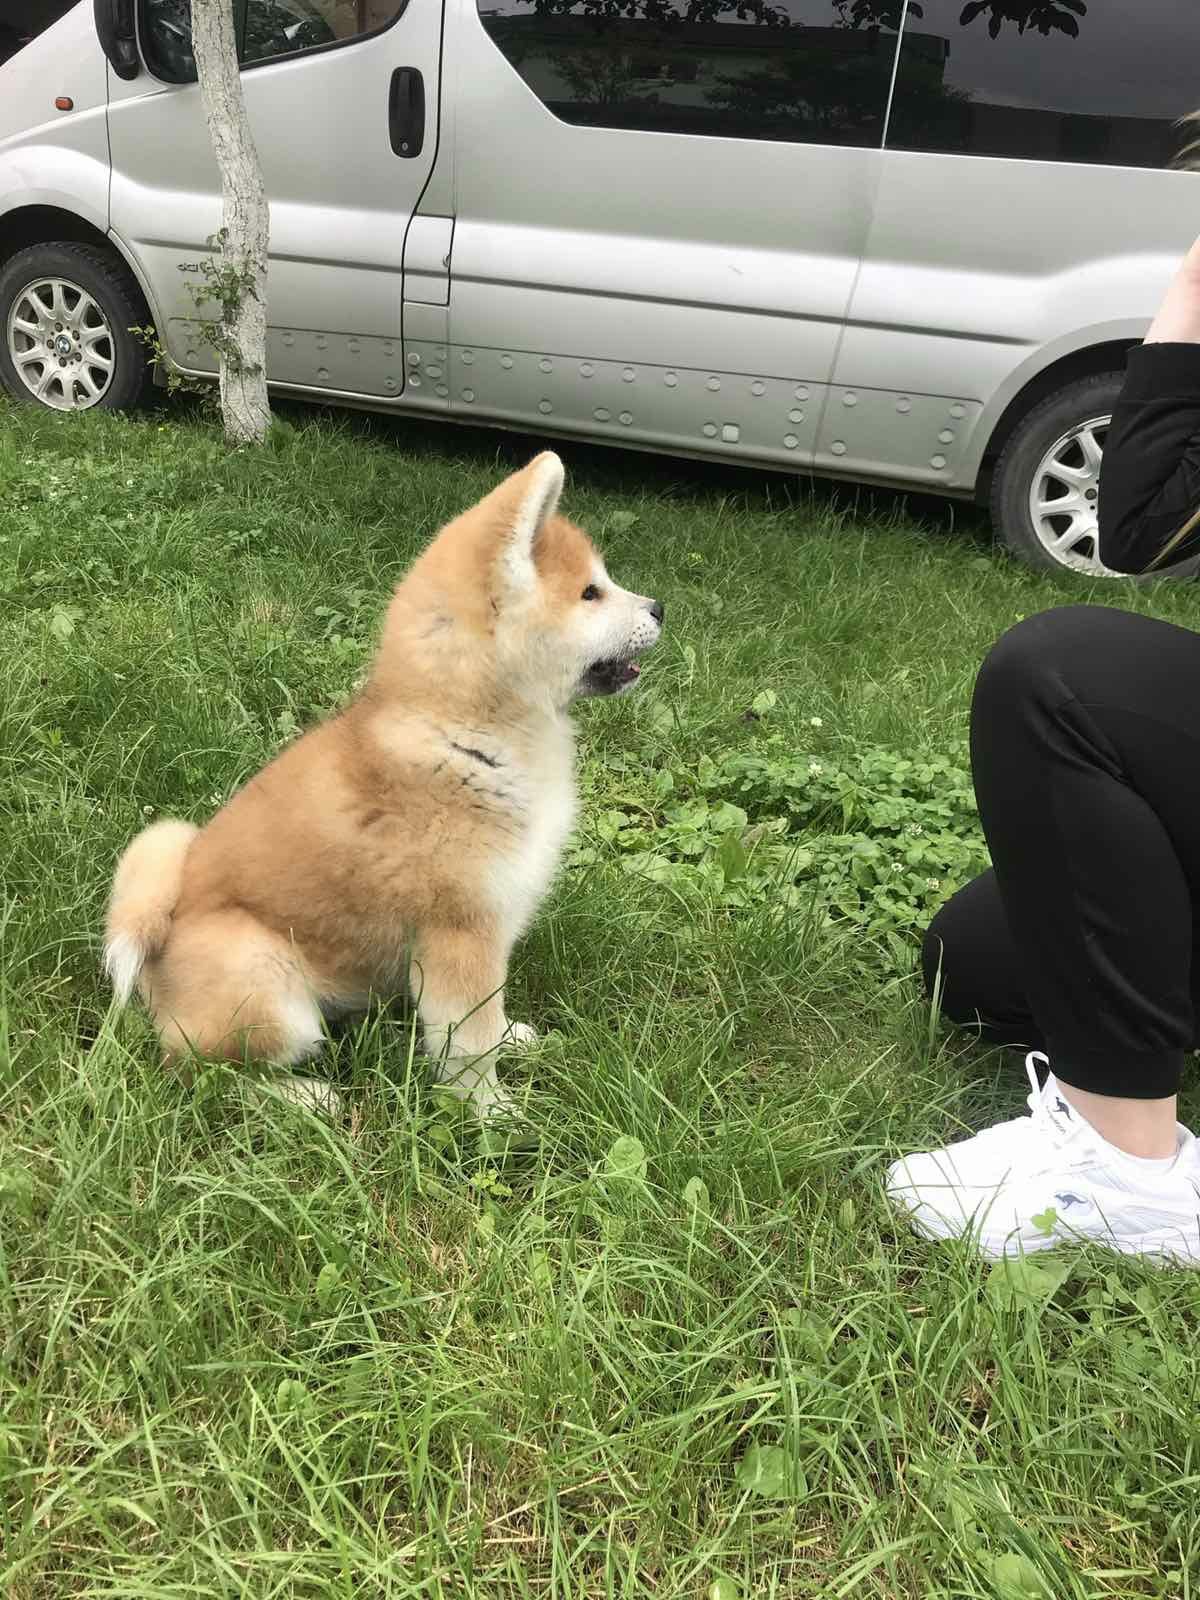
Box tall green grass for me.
[3,396,1200,1596]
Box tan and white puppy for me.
[103,452,663,1116]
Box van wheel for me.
[990,370,1200,579]
[0,242,153,413]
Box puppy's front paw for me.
[475,1080,519,1122]
[505,1021,539,1050]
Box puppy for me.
[104,452,663,1116]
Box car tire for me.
[0,241,153,414]
[990,370,1200,580]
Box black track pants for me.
[925,605,1200,1099]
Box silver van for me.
[1,0,1197,575]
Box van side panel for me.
[107,58,408,368]
[0,7,111,235]
[443,0,887,469]
[830,155,1193,491]
[106,7,445,398]
[832,0,1200,493]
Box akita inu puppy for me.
[104,452,663,1116]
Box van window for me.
[887,0,1199,169]
[140,0,407,83]
[476,0,901,147]
[1,1,80,68]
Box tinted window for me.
[888,0,1200,168]
[476,0,901,146]
[1,1,80,68]
[140,0,406,83]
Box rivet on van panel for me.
[385,378,396,390]
[317,368,329,381]
[722,424,739,443]
[463,389,475,403]
[501,354,514,368]
[789,409,804,423]
[930,455,947,469]
[950,403,966,418]
[539,358,553,373]
[896,397,912,413]
[622,367,636,382]
[437,385,448,397]
[843,392,857,407]
[580,362,594,377]
[348,339,360,354]
[461,351,475,364]
[282,333,294,347]
[594,408,610,421]
[426,366,442,379]
[539,400,552,414]
[703,423,717,438]
[664,373,678,388]
[751,381,765,396]
[619,412,633,426]
[316,336,327,350]
[794,386,809,401]
[408,353,421,366]
[938,430,954,444]
[783,434,799,450]
[831,441,847,456]
[384,342,395,356]
[707,377,721,392]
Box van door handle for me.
[388,68,425,158]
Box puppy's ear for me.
[497,452,564,592]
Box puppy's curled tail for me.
[104,819,199,1006]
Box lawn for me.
[3,393,1200,1598]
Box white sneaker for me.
[886,1053,1200,1265]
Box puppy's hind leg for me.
[259,990,344,1117]
[149,912,342,1115]
[410,925,519,1120]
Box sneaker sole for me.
[900,1204,1200,1267]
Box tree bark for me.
[190,0,271,445]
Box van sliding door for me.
[442,0,902,468]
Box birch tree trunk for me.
[190,0,271,444]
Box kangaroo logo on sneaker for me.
[1055,1098,1072,1118]
[1054,1191,1086,1209]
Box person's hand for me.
[1145,234,1200,344]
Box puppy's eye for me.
[581,584,601,601]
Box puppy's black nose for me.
[648,599,665,625]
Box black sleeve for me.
[1098,343,1200,574]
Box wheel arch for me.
[0,205,162,335]
[974,336,1137,505]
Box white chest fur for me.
[448,714,578,942]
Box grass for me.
[3,392,1200,1597]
